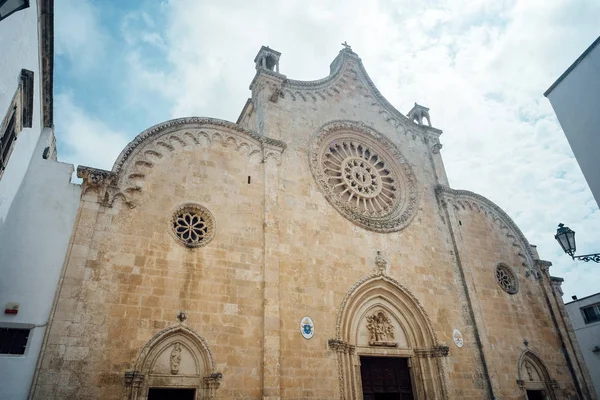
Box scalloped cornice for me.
[436,185,535,270]
[281,49,442,136]
[77,117,286,208]
[112,117,285,173]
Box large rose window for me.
[309,121,418,232]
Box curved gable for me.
[282,48,442,135]
[77,117,285,208]
[436,186,536,271]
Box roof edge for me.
[544,36,600,97]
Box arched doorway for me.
[517,350,557,400]
[330,274,448,399]
[125,325,222,400]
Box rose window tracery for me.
[495,264,518,294]
[170,204,215,248]
[309,121,418,232]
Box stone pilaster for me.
[250,70,285,139]
[261,141,285,399]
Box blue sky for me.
[53,0,600,299]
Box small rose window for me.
[495,264,518,294]
[170,204,215,248]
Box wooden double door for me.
[360,356,414,400]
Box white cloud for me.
[54,93,129,171]
[54,0,108,73]
[54,0,600,299]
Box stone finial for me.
[254,46,281,73]
[375,251,388,275]
[407,103,432,127]
[341,41,352,50]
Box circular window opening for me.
[170,204,215,248]
[495,264,518,294]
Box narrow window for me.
[582,304,600,324]
[0,327,30,355]
[247,176,251,184]
[0,109,17,173]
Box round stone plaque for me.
[300,317,315,340]
[453,329,464,348]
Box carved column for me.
[124,371,144,400]
[261,142,285,399]
[328,339,356,400]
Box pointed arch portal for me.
[125,325,221,400]
[517,350,558,400]
[330,274,448,399]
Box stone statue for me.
[170,343,182,375]
[525,361,534,381]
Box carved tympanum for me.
[366,310,397,347]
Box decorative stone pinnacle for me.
[375,251,388,275]
[177,311,187,323]
[254,45,281,72]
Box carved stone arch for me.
[126,325,222,400]
[79,117,285,208]
[517,350,557,399]
[331,274,448,400]
[436,186,536,273]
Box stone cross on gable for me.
[342,41,352,50]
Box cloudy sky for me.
[54,0,599,300]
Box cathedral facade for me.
[31,46,595,399]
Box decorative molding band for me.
[414,345,450,358]
[112,117,285,174]
[124,370,145,387]
[77,166,118,205]
[328,339,355,355]
[275,48,443,137]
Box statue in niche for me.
[525,361,534,381]
[170,343,182,375]
[366,310,397,347]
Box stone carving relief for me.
[126,325,222,400]
[170,343,182,375]
[375,251,387,275]
[310,121,419,232]
[366,310,397,347]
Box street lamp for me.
[0,0,29,22]
[555,223,600,263]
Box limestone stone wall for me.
[34,135,268,399]
[32,47,591,400]
[446,200,579,398]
